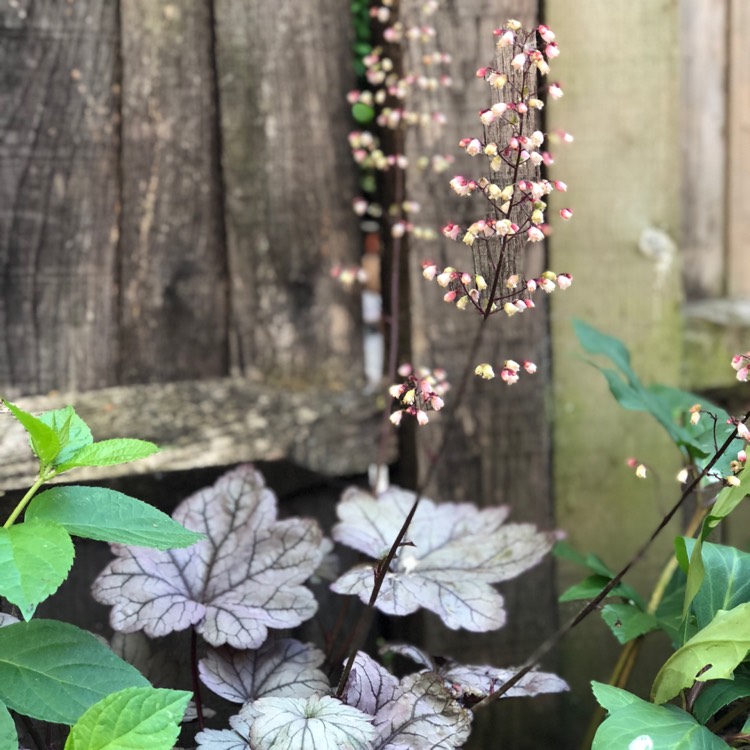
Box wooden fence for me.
[1,1,749,748]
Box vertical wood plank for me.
[214,0,364,385]
[0,1,119,395]
[402,2,560,747]
[546,0,684,736]
[119,0,228,384]
[680,0,727,298]
[727,0,750,298]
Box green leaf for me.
[559,574,644,608]
[591,683,727,750]
[680,538,750,629]
[654,565,694,647]
[691,667,750,725]
[0,619,149,725]
[27,486,204,550]
[601,603,661,644]
[0,518,74,619]
[651,603,750,704]
[64,686,190,750]
[0,701,17,750]
[3,399,61,466]
[38,406,93,467]
[675,535,707,623]
[54,439,159,473]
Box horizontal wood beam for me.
[0,377,392,490]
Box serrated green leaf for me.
[39,406,93,467]
[55,439,159,473]
[601,603,660,644]
[558,574,643,607]
[651,603,750,704]
[27,486,204,550]
[592,683,727,750]
[0,701,17,750]
[681,538,750,630]
[0,518,74,619]
[0,619,149,724]
[691,667,750,725]
[3,399,61,466]
[64,686,190,750]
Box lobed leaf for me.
[331,486,554,631]
[3,399,60,466]
[28,486,203,550]
[0,619,149,725]
[343,651,399,716]
[199,639,329,704]
[591,682,726,750]
[651,603,750,704]
[196,713,252,749]
[55,438,159,472]
[248,694,376,750]
[92,465,325,649]
[0,518,74,619]
[64,686,190,750]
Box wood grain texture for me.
[400,3,560,748]
[118,0,229,383]
[214,0,364,385]
[546,0,684,737]
[727,0,750,298]
[0,376,392,490]
[680,0,726,298]
[0,1,120,394]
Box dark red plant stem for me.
[190,627,204,731]
[471,412,749,712]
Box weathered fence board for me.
[0,2,120,394]
[215,0,364,385]
[119,0,229,383]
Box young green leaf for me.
[0,619,149,724]
[38,405,93,467]
[3,399,61,466]
[651,603,750,704]
[691,668,750,725]
[0,701,17,750]
[28,486,203,550]
[54,438,159,473]
[601,603,660,645]
[592,682,727,750]
[0,518,74,619]
[64,686,191,750]
[558,575,643,608]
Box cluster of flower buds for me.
[474,359,536,385]
[389,364,450,425]
[731,352,750,382]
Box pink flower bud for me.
[523,361,537,374]
[416,410,429,426]
[553,180,568,192]
[475,66,489,78]
[545,42,560,59]
[389,411,403,426]
[538,24,556,43]
[442,223,461,240]
[559,208,573,220]
[556,273,573,290]
[548,83,564,99]
[527,227,545,242]
[511,53,526,70]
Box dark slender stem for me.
[190,627,204,731]
[471,413,748,712]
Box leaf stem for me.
[3,471,53,528]
[190,627,204,731]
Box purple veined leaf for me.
[331,486,556,631]
[199,639,329,704]
[380,643,568,704]
[92,465,325,648]
[372,672,472,750]
[342,651,398,716]
[246,694,377,750]
[310,537,340,583]
[195,712,252,749]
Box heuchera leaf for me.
[651,603,750,704]
[0,702,17,750]
[54,438,159,472]
[592,682,726,750]
[28,486,203,550]
[199,639,329,704]
[372,672,472,749]
[331,486,555,631]
[64,686,191,750]
[3,399,60,466]
[0,518,74,619]
[247,694,376,750]
[196,713,253,749]
[380,643,568,703]
[0,619,149,724]
[38,405,93,466]
[92,465,325,648]
[343,651,399,716]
